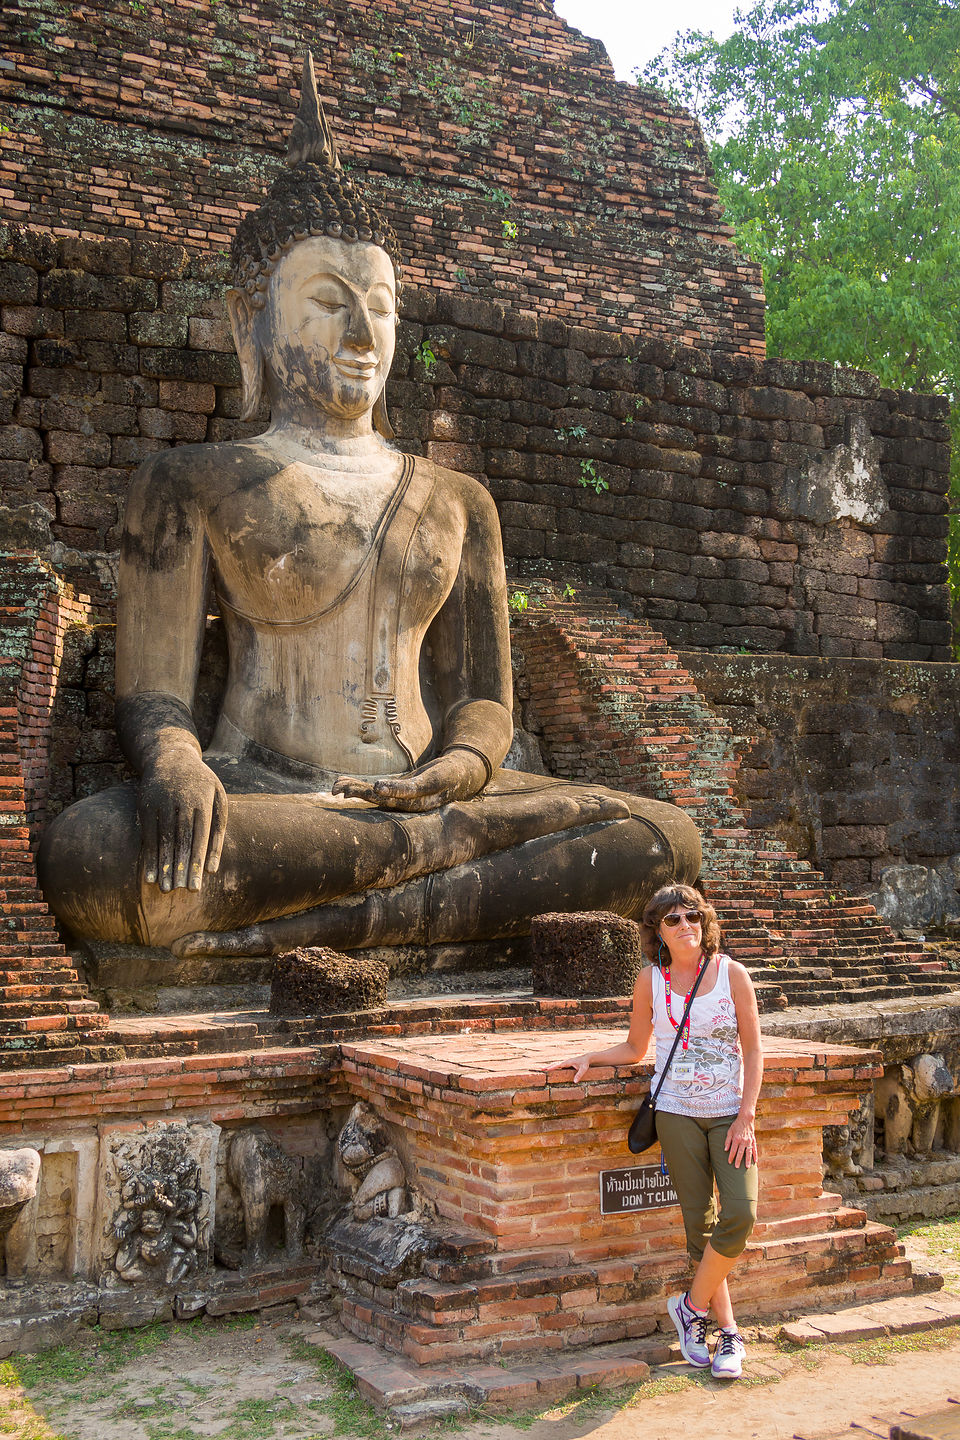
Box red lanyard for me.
[664,958,706,1052]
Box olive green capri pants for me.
[655,1110,758,1262]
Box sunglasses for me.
[661,911,702,927]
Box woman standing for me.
[546,884,763,1379]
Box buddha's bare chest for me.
[205,466,458,623]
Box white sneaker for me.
[711,1328,746,1379]
[667,1291,710,1368]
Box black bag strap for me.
[650,957,711,1104]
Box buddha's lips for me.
[335,359,378,379]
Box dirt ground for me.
[2,1214,959,1440]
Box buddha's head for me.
[226,56,401,433]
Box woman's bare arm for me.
[543,967,655,1081]
[725,960,764,1168]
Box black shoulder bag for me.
[627,960,710,1154]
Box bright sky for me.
[552,0,742,79]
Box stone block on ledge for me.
[531,911,644,998]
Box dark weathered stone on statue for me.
[531,911,645,997]
[37,60,700,972]
[270,948,388,1017]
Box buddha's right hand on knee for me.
[137,747,228,893]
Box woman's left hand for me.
[725,1115,758,1169]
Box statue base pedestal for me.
[78,937,531,1014]
[77,940,274,1014]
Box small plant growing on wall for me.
[508,590,529,613]
[486,187,512,210]
[578,459,609,494]
[415,341,437,378]
[501,218,519,243]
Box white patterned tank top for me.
[651,954,743,1118]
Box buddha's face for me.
[255,235,396,423]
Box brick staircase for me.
[0,709,117,1070]
[513,588,958,1011]
[0,557,119,1070]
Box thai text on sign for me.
[599,1165,679,1214]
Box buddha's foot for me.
[171,924,271,958]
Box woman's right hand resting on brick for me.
[541,968,655,1082]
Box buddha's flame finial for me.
[287,53,341,170]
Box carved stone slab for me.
[95,1121,220,1283]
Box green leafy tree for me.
[643,0,960,640]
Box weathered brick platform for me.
[330,1030,928,1361]
[0,1022,929,1362]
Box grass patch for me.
[839,1329,956,1366]
[222,1395,297,1439]
[0,1376,68,1440]
[898,1212,960,1267]
[5,1323,173,1394]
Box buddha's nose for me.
[344,302,376,352]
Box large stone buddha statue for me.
[38,59,700,963]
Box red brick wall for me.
[1,0,763,351]
[17,579,91,831]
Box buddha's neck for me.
[265,414,387,460]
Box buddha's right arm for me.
[114,452,227,891]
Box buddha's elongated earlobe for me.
[226,287,264,421]
[373,391,395,440]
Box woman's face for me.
[256,235,396,421]
[658,905,703,962]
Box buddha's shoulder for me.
[129,440,286,505]
[414,455,498,518]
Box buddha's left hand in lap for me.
[332,748,489,812]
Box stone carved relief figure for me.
[112,1141,202,1284]
[38,57,699,961]
[0,1147,41,1274]
[876,1054,960,1157]
[337,1102,407,1221]
[226,1126,305,1267]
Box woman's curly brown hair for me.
[640,884,722,966]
